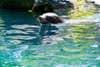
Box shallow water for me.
[0,9,100,67]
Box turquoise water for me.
[0,9,100,67]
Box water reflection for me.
[0,9,100,67]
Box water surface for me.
[0,9,100,67]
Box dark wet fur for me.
[46,16,63,24]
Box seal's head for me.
[38,16,63,24]
[38,12,64,24]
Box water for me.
[0,9,100,67]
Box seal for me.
[38,12,64,24]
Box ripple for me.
[83,13,100,22]
[0,45,28,64]
[9,40,22,44]
[11,25,39,29]
[6,35,37,40]
[55,64,88,67]
[96,56,100,60]
[6,30,28,34]
[91,44,99,48]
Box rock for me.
[0,0,73,12]
[0,0,35,10]
[32,0,73,14]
